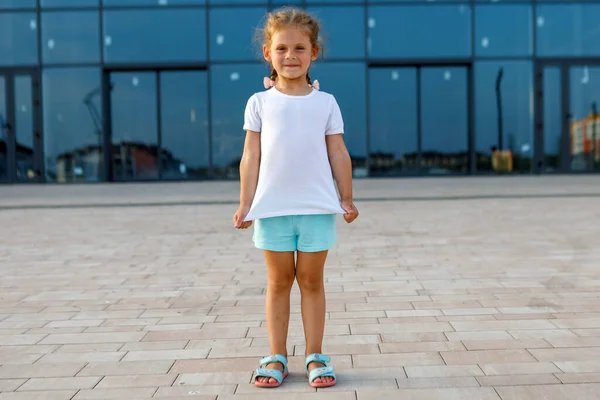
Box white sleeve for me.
[325,95,344,136]
[243,94,261,132]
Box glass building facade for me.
[1,0,600,183]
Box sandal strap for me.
[308,365,336,383]
[259,354,288,369]
[255,367,284,384]
[305,353,331,370]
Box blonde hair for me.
[257,7,323,85]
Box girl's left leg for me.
[295,250,334,385]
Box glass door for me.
[569,65,600,172]
[537,62,600,173]
[0,69,42,183]
[105,69,209,181]
[368,64,471,176]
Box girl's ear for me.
[263,45,271,62]
[310,45,319,61]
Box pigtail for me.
[306,72,311,85]
[270,66,278,81]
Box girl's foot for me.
[255,354,289,388]
[256,362,284,385]
[307,361,335,384]
[305,353,336,388]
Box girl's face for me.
[264,26,319,82]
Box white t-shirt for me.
[242,87,346,221]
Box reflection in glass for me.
[42,0,98,6]
[0,13,38,66]
[103,9,206,63]
[307,6,365,59]
[210,64,265,178]
[103,0,204,4]
[368,5,470,59]
[475,5,531,57]
[160,71,210,179]
[209,8,266,61]
[537,5,600,57]
[210,0,264,5]
[310,62,367,174]
[0,0,36,8]
[0,76,6,182]
[43,68,102,182]
[543,67,561,172]
[15,76,36,181]
[421,67,468,174]
[368,68,417,176]
[475,61,533,173]
[42,11,100,63]
[272,0,302,5]
[110,72,159,180]
[569,66,600,172]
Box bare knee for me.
[296,270,324,294]
[268,272,295,295]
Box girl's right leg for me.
[257,250,296,385]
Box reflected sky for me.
[104,8,207,63]
[42,11,100,64]
[367,5,471,59]
[42,68,101,180]
[210,63,265,169]
[3,2,600,179]
[369,68,417,161]
[3,4,600,64]
[0,12,38,66]
[475,61,533,155]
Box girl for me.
[232,7,358,389]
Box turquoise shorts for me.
[253,214,337,253]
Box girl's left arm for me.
[326,134,359,223]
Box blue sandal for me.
[305,353,336,388]
[254,354,289,388]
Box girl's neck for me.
[275,76,312,96]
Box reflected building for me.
[1,1,600,184]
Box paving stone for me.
[17,377,101,391]
[357,387,502,400]
[2,178,600,398]
[495,383,600,400]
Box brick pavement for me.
[1,177,600,399]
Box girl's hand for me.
[233,205,252,229]
[341,200,359,223]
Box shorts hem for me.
[253,242,296,252]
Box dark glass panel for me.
[0,13,38,66]
[307,6,365,59]
[367,5,470,59]
[420,66,469,174]
[368,67,418,175]
[569,66,600,172]
[210,63,265,178]
[475,61,533,174]
[110,71,159,180]
[160,71,210,179]
[103,8,206,63]
[209,8,266,62]
[43,68,103,182]
[41,11,100,63]
[475,5,532,57]
[537,4,600,57]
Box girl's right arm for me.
[233,130,261,229]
